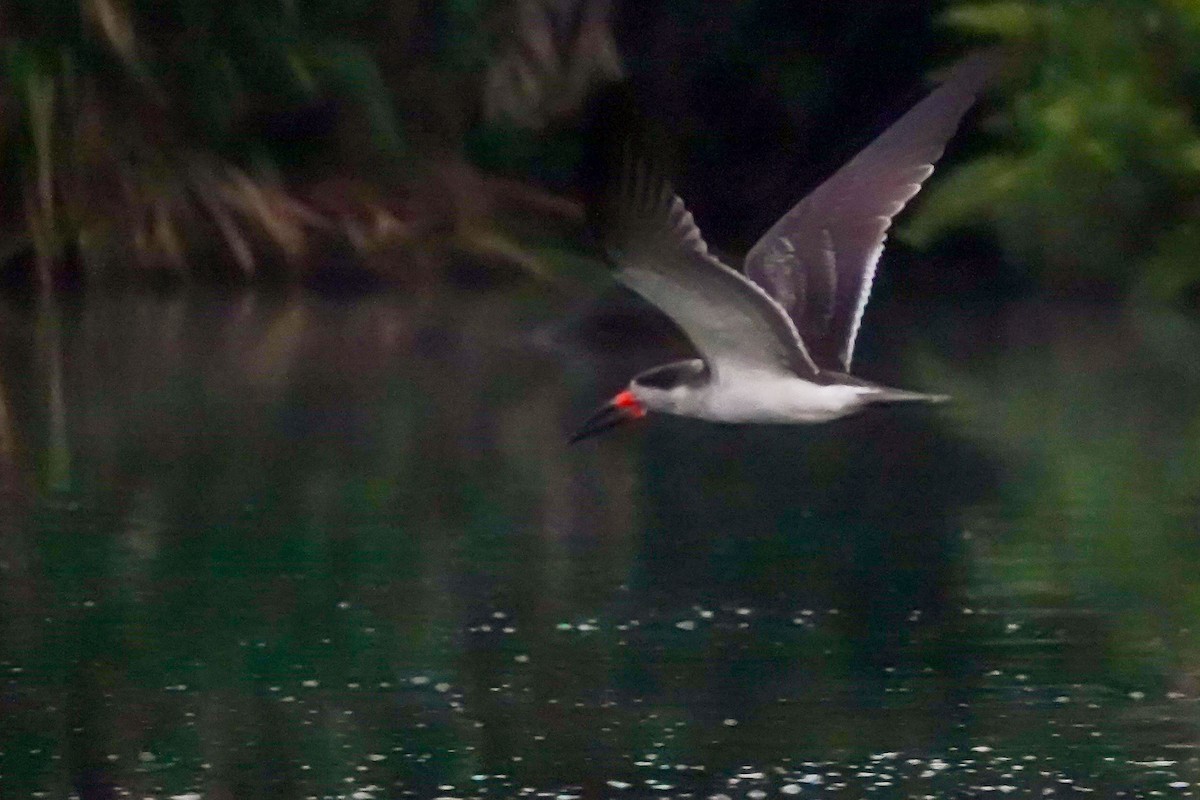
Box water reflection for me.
[0,291,1198,798]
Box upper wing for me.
[599,146,819,380]
[743,50,1001,372]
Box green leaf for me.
[902,155,1025,247]
[943,2,1044,36]
[1133,222,1200,303]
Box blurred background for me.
[6,3,1200,800]
[2,0,1198,303]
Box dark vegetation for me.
[2,1,1199,304]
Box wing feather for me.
[601,146,819,379]
[744,50,1001,371]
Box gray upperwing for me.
[601,146,819,380]
[743,49,1002,372]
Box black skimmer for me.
[571,52,999,443]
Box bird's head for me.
[570,360,709,443]
[569,387,647,444]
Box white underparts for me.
[636,370,878,425]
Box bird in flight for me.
[571,52,998,443]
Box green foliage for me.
[10,1,1200,299]
[908,0,1200,301]
[3,0,402,156]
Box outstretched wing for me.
[743,50,1000,372]
[598,146,819,380]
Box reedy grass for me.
[0,0,594,290]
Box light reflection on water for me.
[0,291,1198,798]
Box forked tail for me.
[869,387,951,405]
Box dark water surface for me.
[1,290,1199,799]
